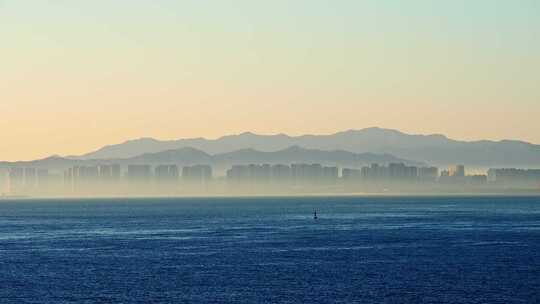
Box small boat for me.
[313,210,318,220]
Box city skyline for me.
[2,2,539,302]
[2,0,540,161]
[2,127,540,171]
[3,160,540,196]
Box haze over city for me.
[2,0,540,161]
[1,126,539,197]
[2,2,540,304]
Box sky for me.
[1,0,539,161]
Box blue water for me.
[1,196,540,303]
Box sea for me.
[0,196,539,303]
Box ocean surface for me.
[1,196,539,303]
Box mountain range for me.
[0,146,419,173]
[71,127,540,168]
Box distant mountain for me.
[121,145,418,169]
[72,128,540,167]
[0,146,419,173]
[128,147,212,164]
[212,146,415,166]
[0,155,82,169]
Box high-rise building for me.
[271,164,292,180]
[342,168,362,180]
[127,165,152,182]
[361,163,390,180]
[449,165,465,178]
[156,165,180,182]
[37,169,50,189]
[79,166,99,182]
[182,165,212,182]
[388,163,418,180]
[487,168,540,185]
[469,174,488,185]
[155,165,170,180]
[291,163,324,181]
[24,168,37,190]
[8,168,24,194]
[64,167,73,190]
[227,165,248,181]
[322,166,339,180]
[418,167,439,182]
[99,165,113,180]
[111,164,121,181]
[0,169,8,194]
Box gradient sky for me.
[1,0,539,161]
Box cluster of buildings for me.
[4,168,59,194]
[226,164,339,183]
[342,163,439,182]
[64,164,122,185]
[225,163,491,186]
[1,162,539,195]
[62,164,213,188]
[488,168,540,187]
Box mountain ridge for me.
[68,127,540,167]
[0,146,420,172]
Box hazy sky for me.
[1,0,539,161]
